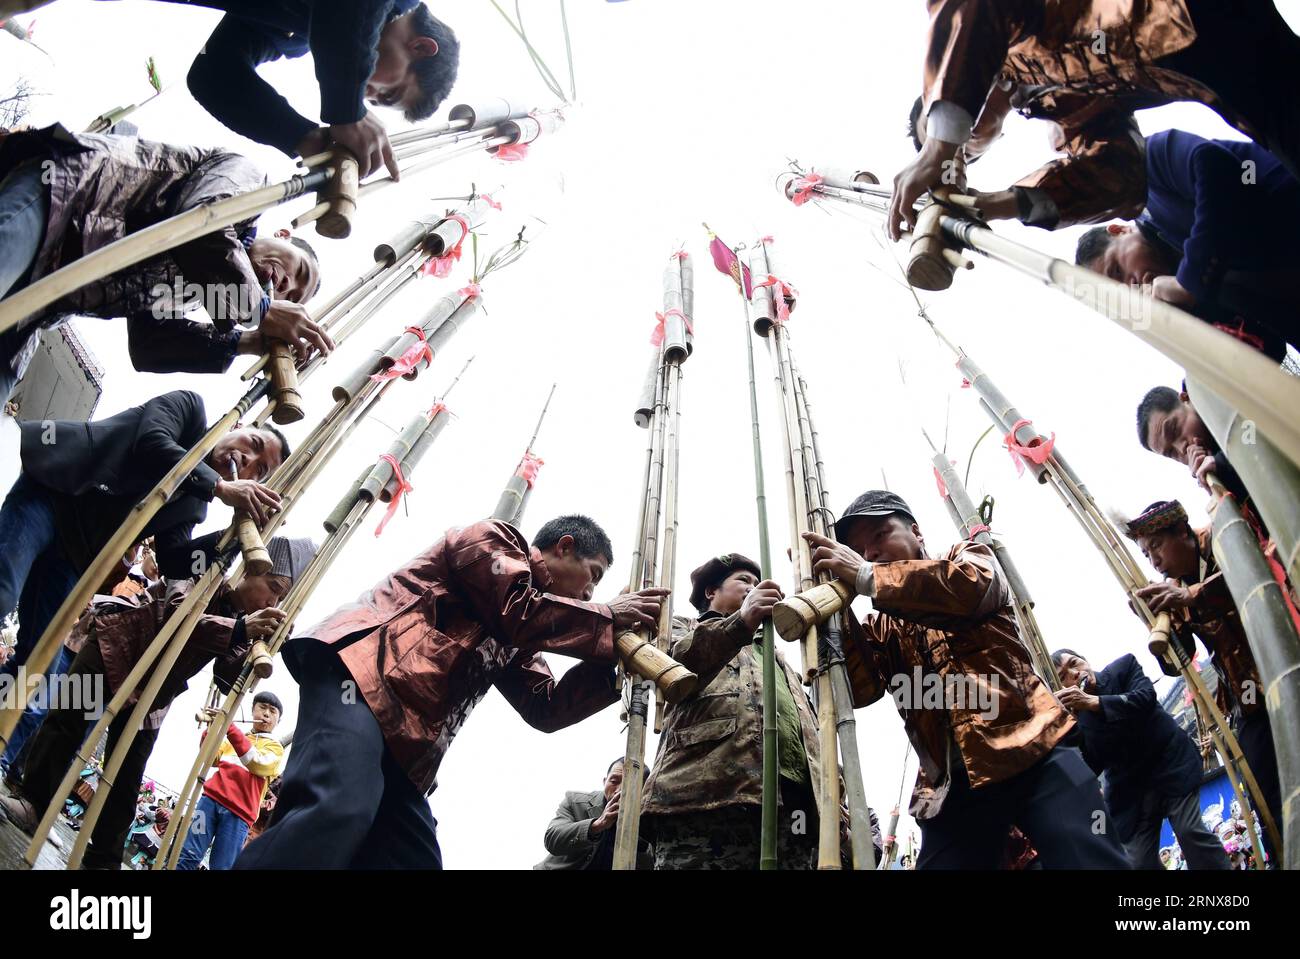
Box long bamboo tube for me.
[729,242,780,869]
[929,446,1059,690]
[0,378,271,750]
[794,362,876,869]
[1202,473,1300,869]
[766,323,838,869]
[779,175,1300,471]
[492,384,555,525]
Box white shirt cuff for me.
[926,100,974,146]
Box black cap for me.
[688,553,762,614]
[834,490,917,540]
[253,691,284,715]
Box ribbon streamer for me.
[967,523,991,538]
[374,454,413,537]
[480,193,503,211]
[423,214,471,278]
[458,282,482,300]
[1003,418,1056,477]
[933,466,948,500]
[650,308,693,347]
[790,173,823,207]
[494,143,530,162]
[754,274,797,323]
[515,451,545,488]
[370,326,432,382]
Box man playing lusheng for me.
[1126,499,1281,866]
[640,553,834,870]
[0,125,330,401]
[1052,648,1229,871]
[1076,129,1300,361]
[0,538,313,870]
[534,757,652,871]
[889,0,1300,239]
[801,490,1131,869]
[235,515,668,869]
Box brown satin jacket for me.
[298,520,619,794]
[922,0,1242,228]
[842,541,1072,820]
[640,611,823,819]
[1161,525,1265,725]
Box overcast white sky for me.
[4,1,1298,869]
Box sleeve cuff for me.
[855,563,876,597]
[319,84,368,127]
[1014,187,1060,229]
[926,100,974,145]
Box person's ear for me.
[274,228,291,240]
[1106,223,1127,236]
[410,37,439,58]
[557,534,576,558]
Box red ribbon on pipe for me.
[790,173,823,206]
[494,142,530,162]
[480,193,502,211]
[457,282,482,300]
[754,274,797,323]
[933,466,948,500]
[515,451,545,488]
[374,454,413,537]
[650,308,693,347]
[670,248,688,261]
[428,401,448,419]
[967,523,991,538]
[1003,418,1055,477]
[422,214,471,278]
[370,326,432,383]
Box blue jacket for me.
[1140,129,1300,358]
[1072,654,1202,842]
[179,0,420,156]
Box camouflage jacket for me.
[640,611,824,819]
[297,521,619,795]
[843,541,1072,821]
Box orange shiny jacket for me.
[843,541,1072,820]
[299,520,619,794]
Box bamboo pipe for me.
[768,329,837,869]
[729,243,780,869]
[1204,476,1300,868]
[1187,379,1300,589]
[794,362,876,869]
[929,447,1059,690]
[780,175,1300,471]
[0,379,271,748]
[0,169,331,334]
[491,384,555,525]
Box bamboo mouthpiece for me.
[236,514,273,576]
[315,152,360,239]
[249,641,274,680]
[1147,610,1173,657]
[615,630,698,704]
[772,580,853,643]
[906,202,957,292]
[268,341,305,424]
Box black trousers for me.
[1123,787,1231,870]
[234,641,442,870]
[20,642,159,871]
[1162,0,1300,185]
[916,746,1133,870]
[1237,709,1281,867]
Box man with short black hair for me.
[235,515,669,869]
[1075,129,1300,361]
[1135,385,1247,501]
[535,757,651,870]
[181,1,460,180]
[1051,648,1229,870]
[799,491,1130,869]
